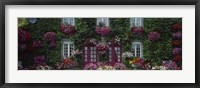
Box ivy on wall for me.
[19,18,182,67]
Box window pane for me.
[85,47,88,50]
[85,59,87,62]
[118,59,120,62]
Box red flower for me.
[172,40,182,47]
[174,54,182,62]
[172,23,182,32]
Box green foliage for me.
[143,18,182,65]
[20,18,182,67]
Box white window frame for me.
[62,40,74,59]
[132,42,143,58]
[62,18,75,25]
[130,18,143,27]
[97,18,109,26]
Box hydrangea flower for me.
[18,29,31,43]
[173,32,182,40]
[95,26,111,36]
[34,55,46,66]
[172,48,182,55]
[148,32,160,42]
[43,32,56,42]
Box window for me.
[108,42,122,64]
[97,18,109,26]
[114,47,121,62]
[83,46,98,63]
[62,18,75,25]
[132,42,143,58]
[62,40,74,59]
[130,18,143,27]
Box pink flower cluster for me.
[95,26,111,36]
[131,27,144,35]
[43,32,56,42]
[148,32,160,42]
[84,63,97,70]
[61,25,76,36]
[96,42,108,54]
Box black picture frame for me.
[0,0,199,88]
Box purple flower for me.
[162,60,178,70]
[172,48,181,55]
[84,63,97,70]
[131,27,144,35]
[43,32,56,42]
[148,32,160,42]
[95,26,111,36]
[34,55,46,66]
[173,32,182,40]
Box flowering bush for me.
[131,27,144,35]
[18,29,31,43]
[122,52,134,59]
[97,66,115,70]
[172,48,182,55]
[96,42,108,54]
[129,57,145,69]
[55,62,64,70]
[95,26,111,36]
[43,32,56,42]
[172,23,182,32]
[84,63,97,70]
[173,32,182,40]
[63,58,78,69]
[61,25,76,36]
[34,55,46,66]
[114,63,126,70]
[148,32,160,42]
[162,60,180,70]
